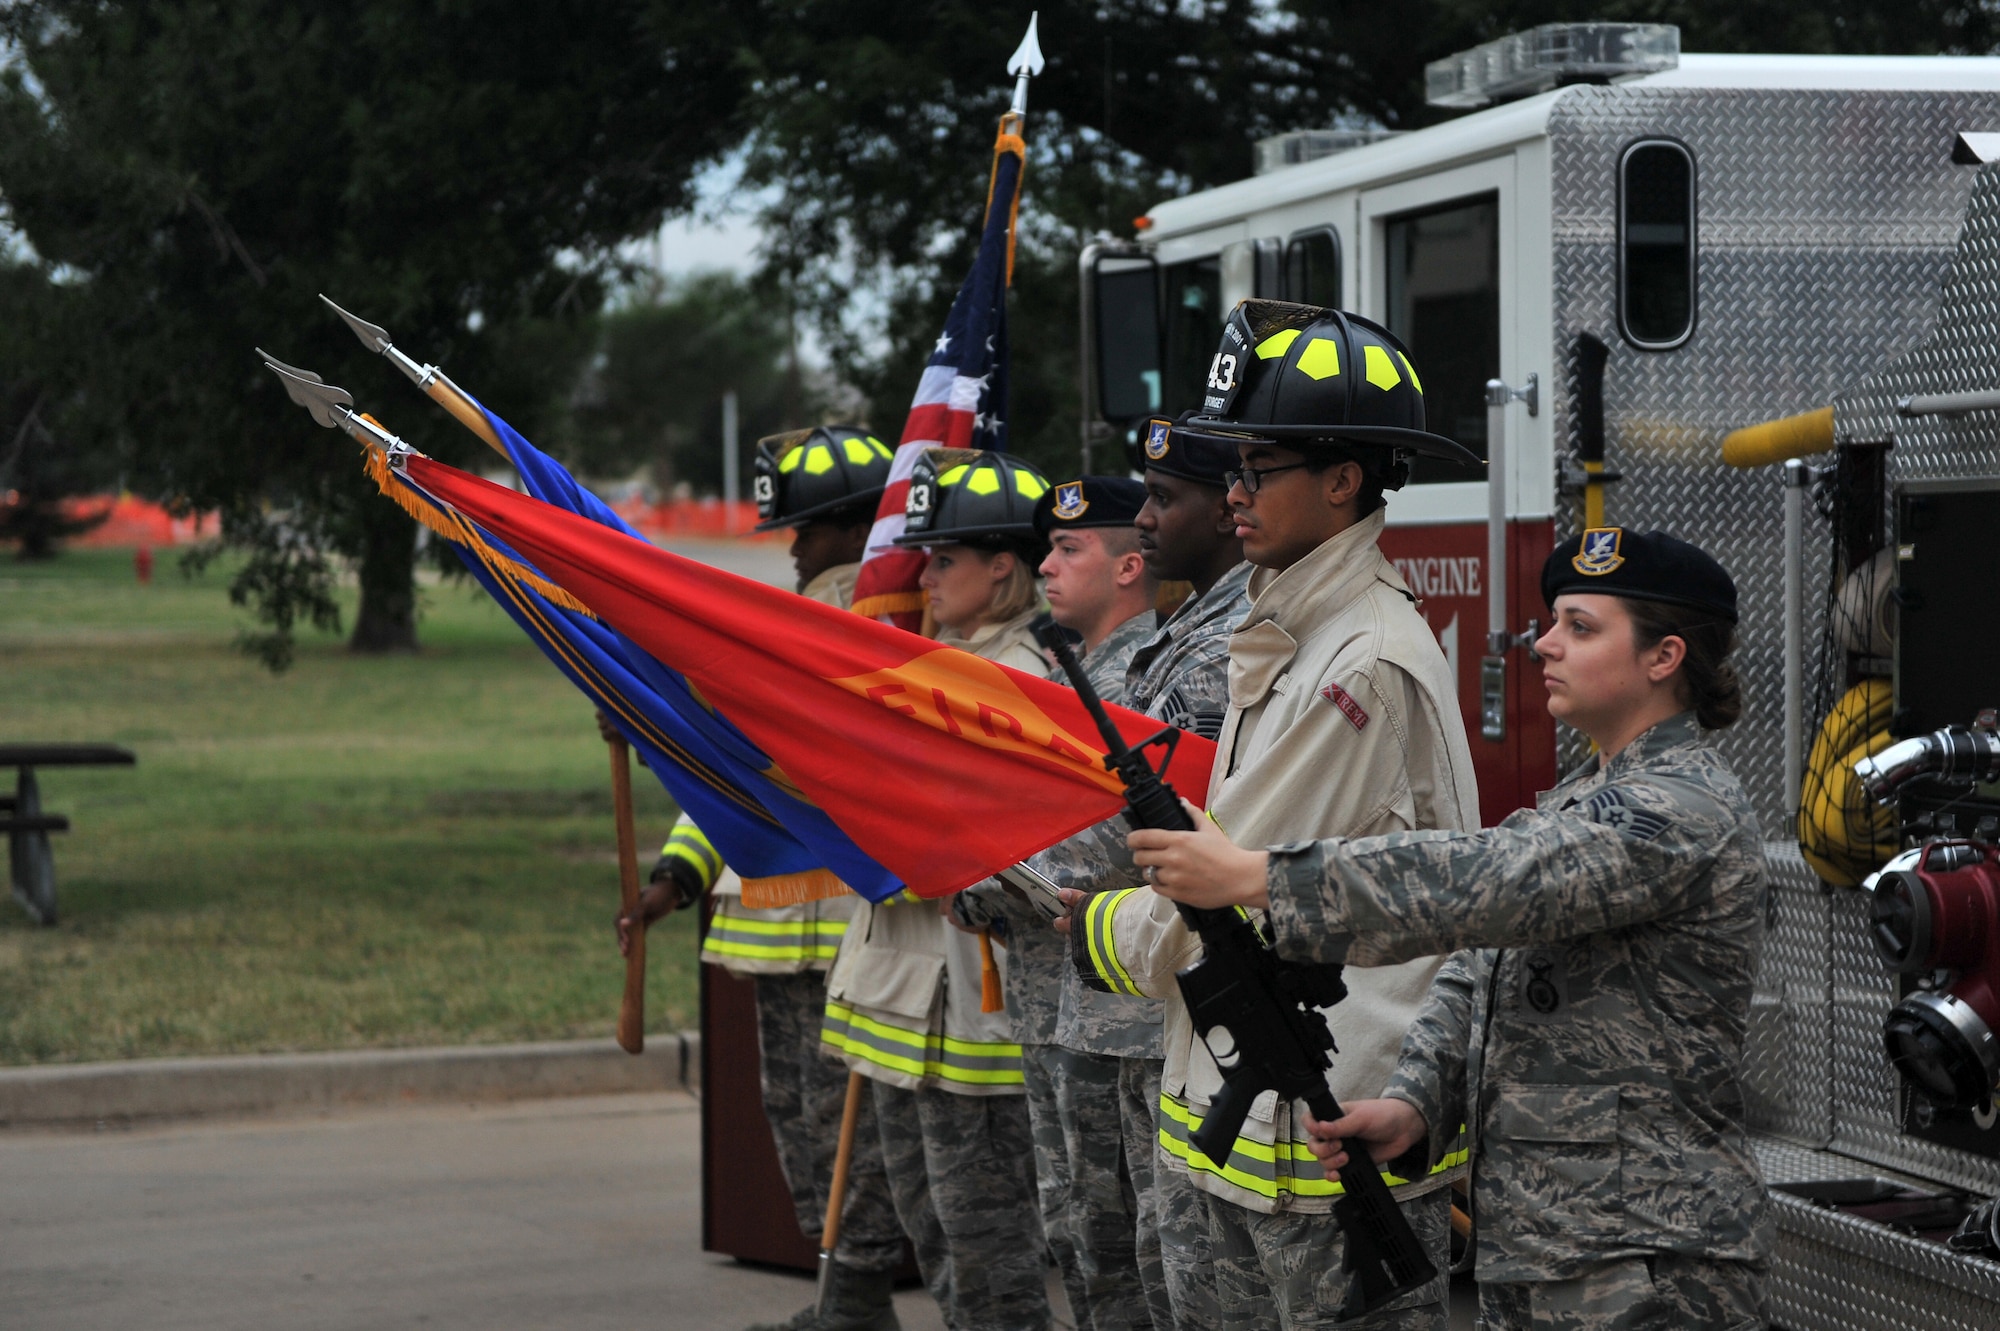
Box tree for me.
[0,260,115,559]
[739,0,2000,479]
[0,1,752,663]
[564,271,818,495]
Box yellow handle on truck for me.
[1721,405,1834,469]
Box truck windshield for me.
[1384,195,1498,484]
[1161,256,1222,418]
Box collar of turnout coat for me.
[1230,510,1408,708]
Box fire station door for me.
[1356,156,1557,824]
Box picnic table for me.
[3,744,136,925]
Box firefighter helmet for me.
[752,426,896,531]
[1182,300,1479,484]
[892,449,1051,554]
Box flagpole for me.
[609,735,648,1055]
[815,1069,867,1315]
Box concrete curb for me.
[0,1032,702,1128]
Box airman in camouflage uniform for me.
[1159,530,1775,1330]
[1035,424,1254,1331]
[953,475,1160,1331]
[954,604,1153,1328]
[1265,710,1774,1328]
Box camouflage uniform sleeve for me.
[949,877,1043,937]
[1381,949,1478,1169]
[1264,774,1735,967]
[1024,812,1137,890]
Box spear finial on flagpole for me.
[318,295,507,455]
[1007,12,1043,118]
[258,351,408,461]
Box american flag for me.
[849,120,1026,629]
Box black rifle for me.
[1031,614,1437,1317]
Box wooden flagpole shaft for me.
[608,735,646,1054]
[816,1069,867,1313]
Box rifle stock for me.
[1029,614,1437,1316]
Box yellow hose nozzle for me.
[1722,405,1835,469]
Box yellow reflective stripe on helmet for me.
[1254,328,1301,360]
[842,437,874,465]
[779,447,804,473]
[1294,337,1341,381]
[804,444,836,475]
[1085,889,1144,997]
[821,1003,1024,1087]
[967,467,1002,495]
[1397,350,1423,394]
[1156,1096,1462,1199]
[938,464,971,486]
[868,437,891,458]
[1014,472,1047,499]
[1363,343,1402,391]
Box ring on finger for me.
[1143,865,1157,884]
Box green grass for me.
[0,547,696,1065]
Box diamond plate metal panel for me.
[1745,844,1833,1145]
[1545,87,1993,833]
[1768,1192,2000,1331]
[1838,162,2000,483]
[1752,1138,2000,1331]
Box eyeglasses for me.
[1223,461,1309,495]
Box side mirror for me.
[1086,248,1161,426]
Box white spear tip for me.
[1007,12,1044,77]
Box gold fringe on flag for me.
[850,589,928,621]
[357,440,598,619]
[740,867,851,909]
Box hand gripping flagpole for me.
[259,352,649,1052]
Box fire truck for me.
[1076,24,2000,1330]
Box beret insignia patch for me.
[1572,527,1625,576]
[1146,419,1171,460]
[1052,482,1088,521]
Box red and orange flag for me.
[395,452,1214,898]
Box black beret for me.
[1542,527,1738,623]
[1134,414,1237,487]
[1033,475,1147,535]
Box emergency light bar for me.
[1425,23,1679,110]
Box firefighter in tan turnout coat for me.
[821,449,1058,1331]
[1070,303,1483,1329]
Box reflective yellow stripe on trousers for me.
[1158,1095,1469,1199]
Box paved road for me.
[0,1092,946,1331]
[2,1090,1475,1330]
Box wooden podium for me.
[699,943,820,1271]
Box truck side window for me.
[1285,228,1341,307]
[1384,194,1498,484]
[1619,139,1696,350]
[1161,256,1223,417]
